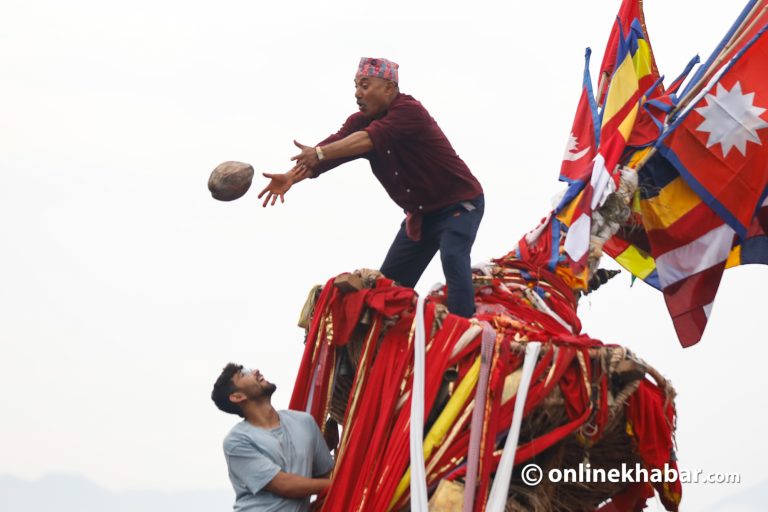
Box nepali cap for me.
[356,57,399,84]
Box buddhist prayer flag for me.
[553,0,663,284]
[541,0,768,344]
[603,148,662,290]
[584,3,664,288]
[607,150,768,345]
[560,21,641,267]
[603,55,701,291]
[597,0,662,107]
[625,19,665,148]
[638,152,733,346]
[638,26,768,345]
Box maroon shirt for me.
[312,93,483,215]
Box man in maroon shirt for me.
[258,57,484,317]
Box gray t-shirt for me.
[223,410,334,512]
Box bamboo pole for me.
[596,71,610,108]
[632,5,768,174]
[673,3,768,117]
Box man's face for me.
[231,367,277,401]
[355,76,394,118]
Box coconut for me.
[208,161,254,201]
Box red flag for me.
[661,26,768,240]
[678,0,768,108]
[559,49,598,186]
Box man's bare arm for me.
[315,131,374,161]
[264,471,330,499]
[291,131,373,171]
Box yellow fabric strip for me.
[726,245,742,269]
[388,356,482,510]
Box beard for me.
[243,381,278,401]
[263,382,277,397]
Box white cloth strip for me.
[523,288,574,333]
[590,153,615,209]
[486,342,542,512]
[564,212,591,261]
[409,294,429,511]
[656,223,734,287]
[449,323,484,359]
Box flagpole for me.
[673,3,768,116]
[633,5,768,174]
[596,71,609,108]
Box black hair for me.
[211,363,244,417]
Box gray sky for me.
[1,1,765,510]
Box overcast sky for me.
[1,1,766,510]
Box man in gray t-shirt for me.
[212,363,334,512]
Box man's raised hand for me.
[257,166,310,207]
[291,140,320,171]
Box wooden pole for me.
[596,71,609,108]
[673,4,768,118]
[633,4,768,174]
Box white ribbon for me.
[409,294,429,510]
[486,341,542,511]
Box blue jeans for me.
[379,195,484,318]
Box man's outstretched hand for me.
[291,140,321,171]
[257,165,310,207]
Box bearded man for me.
[211,364,334,511]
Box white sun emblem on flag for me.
[695,81,768,157]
